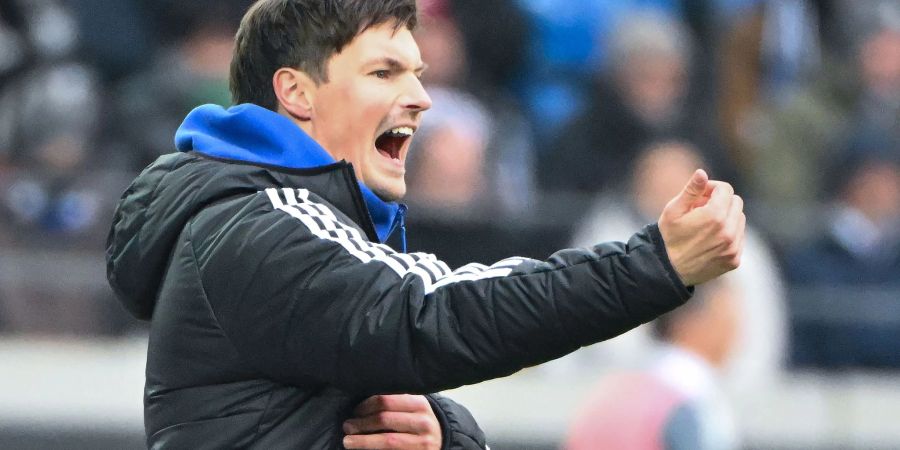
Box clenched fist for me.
[658,169,745,286]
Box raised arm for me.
[194,171,742,394]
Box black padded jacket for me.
[106,151,692,449]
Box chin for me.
[371,182,406,202]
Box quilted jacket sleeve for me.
[426,394,486,450]
[191,188,692,394]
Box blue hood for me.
[175,104,404,244]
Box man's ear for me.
[273,68,317,121]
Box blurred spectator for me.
[717,0,824,171]
[563,140,786,394]
[758,0,823,103]
[447,0,530,95]
[63,0,252,82]
[137,0,252,50]
[1,0,84,163]
[105,6,241,171]
[405,88,492,213]
[850,5,900,145]
[788,153,900,285]
[743,1,900,240]
[786,151,900,369]
[0,0,108,245]
[513,0,685,140]
[540,11,736,199]
[64,0,155,81]
[0,8,143,358]
[0,0,132,336]
[406,3,536,218]
[565,280,741,450]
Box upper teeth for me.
[387,127,414,137]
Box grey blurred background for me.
[1,0,899,448]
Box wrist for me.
[648,223,693,290]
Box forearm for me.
[203,207,689,394]
[329,224,691,393]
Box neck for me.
[277,106,319,148]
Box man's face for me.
[860,29,900,98]
[308,22,431,201]
[618,55,687,126]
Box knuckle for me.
[718,231,734,246]
[717,206,730,222]
[725,250,739,264]
[724,251,741,268]
[712,203,728,218]
[381,395,399,410]
[423,435,439,449]
[706,215,724,231]
[411,415,429,430]
[344,419,360,432]
[411,395,430,409]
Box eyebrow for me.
[366,57,428,74]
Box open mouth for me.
[375,127,414,160]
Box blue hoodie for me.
[174,103,406,248]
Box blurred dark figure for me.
[747,1,900,221]
[541,11,734,197]
[104,3,245,171]
[405,88,492,213]
[0,0,131,336]
[447,0,530,96]
[63,0,155,81]
[717,0,825,174]
[849,7,900,147]
[0,0,108,245]
[62,0,253,82]
[400,0,552,268]
[513,0,688,145]
[789,153,900,285]
[406,1,536,218]
[786,149,900,369]
[566,280,741,450]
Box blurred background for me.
[1,0,899,448]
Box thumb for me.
[667,169,709,215]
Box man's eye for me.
[373,70,390,79]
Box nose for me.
[401,77,432,113]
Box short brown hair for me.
[230,0,419,110]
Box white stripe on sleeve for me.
[264,188,527,294]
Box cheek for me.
[347,89,388,143]
[358,97,389,127]
[320,88,373,149]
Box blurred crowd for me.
[1,0,899,381]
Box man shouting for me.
[106,1,745,448]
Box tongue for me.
[376,135,403,159]
[377,148,393,159]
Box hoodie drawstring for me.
[397,204,408,253]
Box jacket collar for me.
[174,103,403,244]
